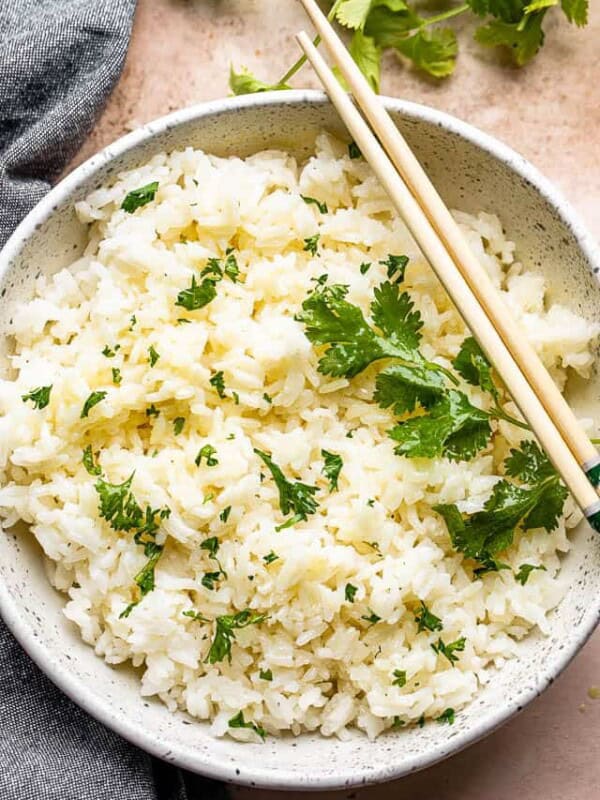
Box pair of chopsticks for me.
[295,0,600,529]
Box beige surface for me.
[71,1,600,796]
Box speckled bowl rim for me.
[1,90,599,791]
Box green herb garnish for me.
[176,274,218,311]
[414,601,443,633]
[102,344,120,358]
[145,404,160,418]
[259,668,273,681]
[210,371,226,398]
[435,708,456,725]
[431,636,466,666]
[301,195,328,214]
[321,449,343,492]
[515,563,547,586]
[345,583,358,603]
[303,234,320,256]
[82,444,102,476]
[121,181,159,213]
[254,448,319,529]
[196,444,218,467]
[263,551,279,565]
[392,669,407,688]
[173,417,185,435]
[206,609,268,664]
[219,506,232,523]
[228,710,266,740]
[22,385,52,410]
[81,390,107,419]
[361,608,381,626]
[148,345,160,367]
[111,367,122,385]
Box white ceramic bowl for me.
[1,91,600,791]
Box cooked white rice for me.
[1,133,598,741]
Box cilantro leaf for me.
[202,570,225,590]
[453,337,498,400]
[81,390,107,419]
[360,262,371,274]
[102,344,120,358]
[364,3,422,48]
[173,417,185,435]
[504,440,556,483]
[361,608,382,625]
[435,442,568,565]
[21,385,52,410]
[228,710,266,740]
[374,362,446,415]
[220,506,232,523]
[370,279,422,352]
[206,609,268,663]
[301,195,328,214]
[196,445,218,466]
[321,449,343,492]
[148,345,160,367]
[210,370,226,398]
[95,472,142,531]
[345,583,358,602]
[111,367,122,385]
[350,30,381,91]
[259,668,273,681]
[474,12,546,65]
[392,669,407,687]
[389,389,492,461]
[223,252,240,283]
[82,444,102,476]
[379,254,409,282]
[175,274,218,311]
[395,28,458,78]
[515,562,547,585]
[436,707,456,724]
[229,65,290,95]
[414,601,443,632]
[201,536,220,558]
[121,182,159,213]
[303,234,320,256]
[466,0,526,21]
[561,0,588,25]
[335,0,373,29]
[263,551,279,565]
[254,448,319,525]
[431,636,466,666]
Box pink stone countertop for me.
[70,1,600,797]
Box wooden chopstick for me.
[297,0,600,490]
[295,29,600,528]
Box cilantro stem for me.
[419,3,469,29]
[276,0,344,86]
[489,406,531,431]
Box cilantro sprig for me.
[206,609,268,664]
[435,441,568,570]
[229,0,588,89]
[175,253,240,312]
[254,448,319,529]
[22,385,52,410]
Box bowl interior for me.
[1,93,599,790]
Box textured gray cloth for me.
[0,3,228,798]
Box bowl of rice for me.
[1,91,600,790]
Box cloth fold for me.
[0,2,228,798]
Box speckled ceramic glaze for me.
[1,92,599,791]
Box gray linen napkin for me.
[0,2,228,798]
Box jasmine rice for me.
[0,133,597,741]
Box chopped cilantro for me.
[515,563,547,586]
[219,506,232,523]
[361,608,381,626]
[121,181,159,213]
[148,345,160,367]
[345,583,358,602]
[431,636,466,666]
[223,252,240,283]
[367,498,375,507]
[392,716,405,729]
[129,314,137,330]
[348,141,361,159]
[111,367,122,385]
[392,669,407,688]
[263,392,272,404]
[359,262,371,275]
[81,390,107,418]
[254,448,319,528]
[263,551,279,565]
[321,449,343,492]
[259,668,273,681]
[196,444,218,467]
[206,609,268,664]
[380,254,409,283]
[232,391,240,405]
[176,317,191,325]
[173,416,185,435]
[175,274,218,311]
[21,385,52,410]
[301,195,328,214]
[200,536,220,558]
[228,710,266,740]
[414,601,443,632]
[202,571,225,590]
[435,707,455,725]
[145,404,160,418]
[417,714,426,728]
[82,444,102,476]
[210,371,226,398]
[95,472,142,531]
[202,492,215,504]
[102,344,120,358]
[303,234,320,256]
